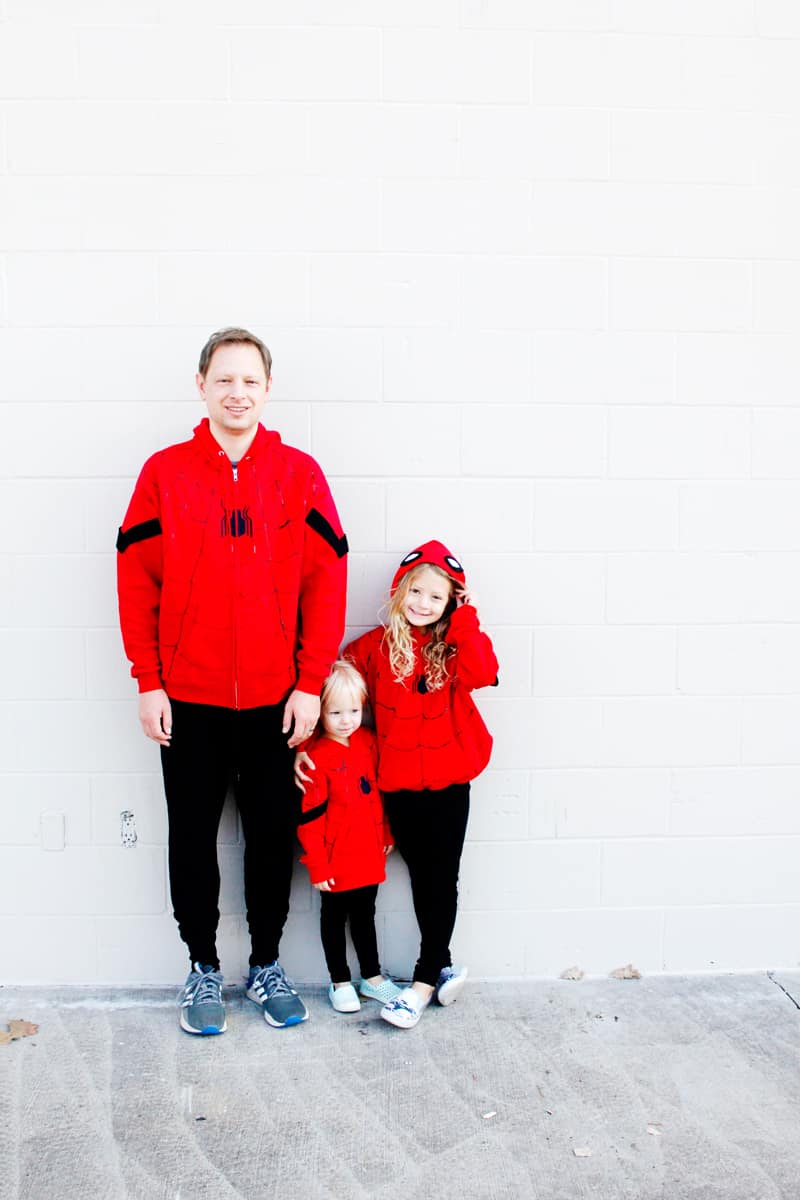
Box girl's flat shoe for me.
[380,987,429,1029]
[358,977,404,1004]
[434,965,468,1007]
[328,982,361,1013]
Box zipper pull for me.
[232,463,238,482]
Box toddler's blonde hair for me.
[321,659,367,711]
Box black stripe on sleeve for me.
[116,518,162,553]
[305,508,348,559]
[298,800,328,826]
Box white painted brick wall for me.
[2,2,800,985]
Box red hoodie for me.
[297,727,391,891]
[116,418,347,709]
[345,605,498,793]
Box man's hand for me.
[294,750,316,794]
[283,689,321,748]
[313,878,335,892]
[139,688,172,746]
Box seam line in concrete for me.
[767,970,800,1010]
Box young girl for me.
[297,660,403,1013]
[299,541,498,1029]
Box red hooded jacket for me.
[116,418,347,709]
[345,605,498,793]
[297,727,391,891]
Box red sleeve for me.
[445,605,499,691]
[295,461,348,696]
[296,763,332,886]
[343,630,371,680]
[116,458,165,694]
[364,730,393,848]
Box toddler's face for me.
[322,687,363,744]
[402,565,452,628]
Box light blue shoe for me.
[434,965,468,1007]
[329,982,361,1013]
[358,976,404,1004]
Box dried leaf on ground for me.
[610,963,642,980]
[560,965,585,981]
[573,1147,592,1157]
[0,1019,39,1045]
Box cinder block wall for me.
[2,1,799,983]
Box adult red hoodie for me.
[116,418,347,709]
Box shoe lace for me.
[252,963,294,999]
[184,967,222,1006]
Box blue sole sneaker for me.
[179,963,227,1035]
[247,962,309,1028]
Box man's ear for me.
[195,372,206,400]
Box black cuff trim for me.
[116,518,162,553]
[305,508,348,558]
[298,799,328,826]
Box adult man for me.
[117,328,348,1035]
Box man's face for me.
[196,342,270,439]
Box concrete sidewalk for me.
[1,972,799,1200]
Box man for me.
[116,327,348,1035]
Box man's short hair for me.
[198,327,273,379]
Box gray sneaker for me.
[247,962,308,1028]
[179,963,226,1035]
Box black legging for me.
[160,698,299,970]
[319,884,381,983]
[383,783,470,987]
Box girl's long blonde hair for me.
[383,564,456,691]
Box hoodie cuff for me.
[445,604,479,640]
[137,672,165,694]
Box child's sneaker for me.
[434,965,468,1007]
[328,982,361,1013]
[247,962,308,1027]
[179,963,226,1035]
[358,976,404,1004]
[380,986,429,1029]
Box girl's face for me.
[321,686,363,744]
[402,566,452,628]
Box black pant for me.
[383,783,470,987]
[160,698,299,970]
[319,884,381,983]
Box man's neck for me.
[207,421,260,462]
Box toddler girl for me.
[297,660,402,1012]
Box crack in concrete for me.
[767,972,800,1011]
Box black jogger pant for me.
[319,884,381,983]
[160,698,299,970]
[383,782,470,987]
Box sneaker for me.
[434,965,468,1007]
[358,976,404,1004]
[246,962,309,1028]
[328,982,361,1013]
[179,963,226,1036]
[380,986,429,1030]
